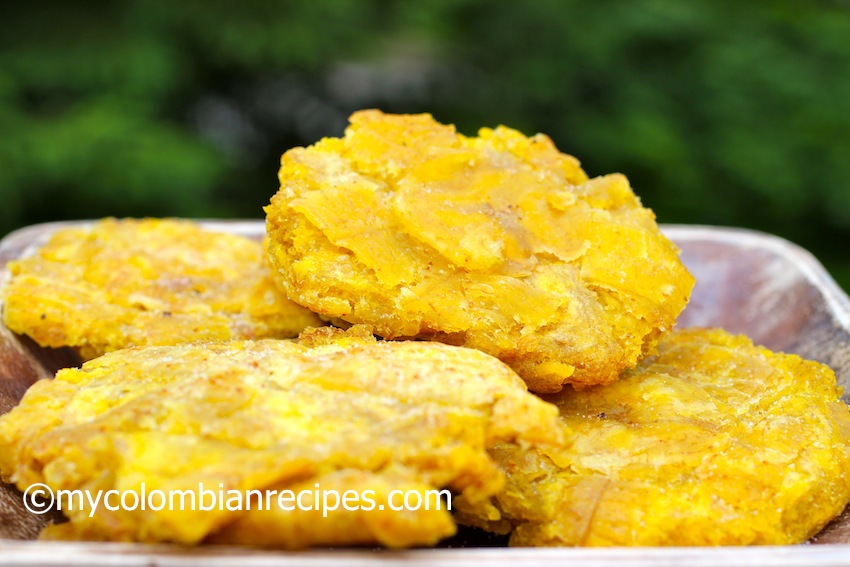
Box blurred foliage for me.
[1,0,849,288]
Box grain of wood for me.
[1,221,849,563]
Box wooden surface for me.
[1,220,850,565]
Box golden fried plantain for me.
[0,326,562,548]
[266,110,694,392]
[1,218,322,359]
[454,328,850,545]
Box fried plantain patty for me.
[454,328,850,545]
[1,218,322,359]
[266,110,694,392]
[0,326,562,548]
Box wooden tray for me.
[1,220,849,566]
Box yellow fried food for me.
[1,218,322,359]
[266,110,694,392]
[0,326,562,548]
[455,328,850,546]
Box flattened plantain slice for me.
[1,218,322,359]
[455,327,850,546]
[266,110,694,392]
[0,326,562,548]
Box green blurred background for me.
[1,0,849,289]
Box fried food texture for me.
[1,218,322,359]
[265,110,694,392]
[455,328,850,546]
[0,326,562,548]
